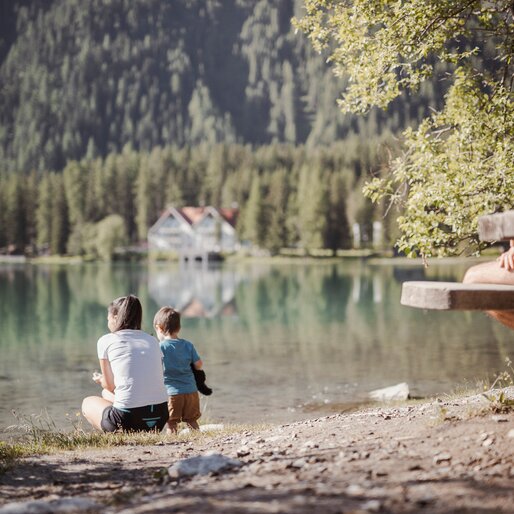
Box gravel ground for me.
[1,389,514,513]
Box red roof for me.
[176,207,238,227]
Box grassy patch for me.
[0,442,33,473]
[1,410,268,474]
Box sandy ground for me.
[1,389,514,514]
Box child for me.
[153,306,203,433]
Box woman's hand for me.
[92,371,103,384]
[498,241,514,271]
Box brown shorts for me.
[168,392,201,424]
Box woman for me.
[82,295,169,432]
[463,241,514,330]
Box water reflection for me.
[148,264,241,318]
[0,259,512,435]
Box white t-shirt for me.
[97,330,168,409]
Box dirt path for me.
[1,390,514,513]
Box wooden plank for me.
[401,281,514,310]
[478,210,514,241]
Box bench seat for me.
[400,281,514,310]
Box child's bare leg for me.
[166,420,179,434]
[186,420,200,430]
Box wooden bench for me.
[401,211,514,310]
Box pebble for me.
[290,458,307,469]
[507,429,514,439]
[433,453,452,464]
[491,415,509,423]
[482,438,494,447]
[0,498,100,513]
[346,484,365,497]
[361,499,381,512]
[168,454,242,478]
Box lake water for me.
[0,258,512,437]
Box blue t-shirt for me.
[160,338,200,395]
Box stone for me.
[434,453,452,464]
[507,429,514,438]
[369,383,410,402]
[361,500,381,512]
[178,423,224,435]
[290,458,307,469]
[168,453,243,478]
[346,484,365,497]
[401,281,514,310]
[0,497,100,513]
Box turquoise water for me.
[0,259,512,435]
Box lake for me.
[0,258,512,437]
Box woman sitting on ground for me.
[82,295,169,432]
[463,241,514,330]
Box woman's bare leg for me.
[463,260,514,330]
[82,396,112,431]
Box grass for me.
[0,410,267,474]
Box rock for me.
[168,453,243,478]
[178,423,225,435]
[236,447,250,457]
[434,453,452,464]
[507,429,514,439]
[0,497,100,513]
[361,499,381,512]
[491,415,508,423]
[199,423,225,432]
[346,484,365,497]
[369,383,410,402]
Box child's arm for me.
[98,358,115,393]
[193,359,203,370]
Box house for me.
[148,206,239,255]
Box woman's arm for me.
[98,359,115,393]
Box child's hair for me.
[153,306,181,335]
[108,295,142,331]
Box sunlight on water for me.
[0,259,512,436]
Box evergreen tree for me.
[297,163,328,251]
[49,173,69,255]
[240,173,267,247]
[324,173,351,253]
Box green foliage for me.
[95,215,128,261]
[482,357,514,413]
[295,0,514,257]
[1,142,389,256]
[0,0,440,173]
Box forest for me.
[0,0,446,256]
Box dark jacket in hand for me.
[191,364,213,395]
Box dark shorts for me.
[101,402,169,433]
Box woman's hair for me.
[153,306,181,335]
[108,295,142,331]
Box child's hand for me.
[92,371,103,384]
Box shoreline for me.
[1,389,513,513]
